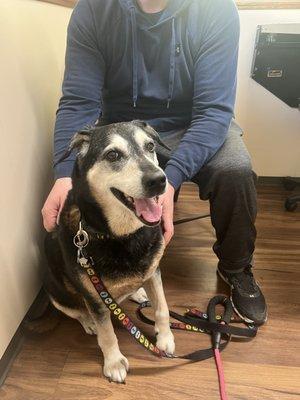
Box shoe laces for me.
[231,266,259,294]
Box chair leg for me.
[285,194,300,212]
[282,177,300,191]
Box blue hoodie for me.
[54,0,240,189]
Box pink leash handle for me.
[214,348,228,400]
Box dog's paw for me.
[156,330,175,355]
[129,287,149,304]
[103,353,129,383]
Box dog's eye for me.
[105,150,121,162]
[146,142,155,153]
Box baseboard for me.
[257,176,300,186]
[0,324,25,387]
[257,176,283,185]
[0,288,48,387]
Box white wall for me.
[237,10,300,177]
[0,1,299,360]
[0,0,71,359]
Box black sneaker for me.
[217,266,267,325]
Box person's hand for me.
[42,177,72,232]
[159,183,175,246]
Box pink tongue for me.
[134,198,162,223]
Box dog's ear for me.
[132,120,171,151]
[54,129,92,167]
[69,130,91,157]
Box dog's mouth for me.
[111,188,162,227]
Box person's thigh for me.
[191,120,256,199]
[203,120,251,173]
[157,121,254,191]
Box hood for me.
[119,0,192,30]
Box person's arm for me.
[164,0,240,190]
[42,0,105,231]
[54,0,105,178]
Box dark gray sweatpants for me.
[157,120,257,273]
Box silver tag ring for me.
[73,229,89,248]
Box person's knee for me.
[213,161,256,187]
[193,158,257,200]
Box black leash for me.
[135,296,256,361]
[173,213,211,226]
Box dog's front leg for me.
[86,303,129,383]
[144,269,175,354]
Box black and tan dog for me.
[44,120,175,383]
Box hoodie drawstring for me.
[130,10,176,109]
[167,17,176,109]
[130,7,138,108]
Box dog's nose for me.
[143,172,166,195]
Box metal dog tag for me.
[77,248,89,267]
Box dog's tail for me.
[23,298,61,334]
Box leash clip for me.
[73,221,89,249]
[73,221,90,267]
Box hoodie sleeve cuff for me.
[54,160,75,180]
[164,164,186,190]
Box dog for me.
[44,120,175,383]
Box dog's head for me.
[68,120,170,236]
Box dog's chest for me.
[89,228,164,281]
